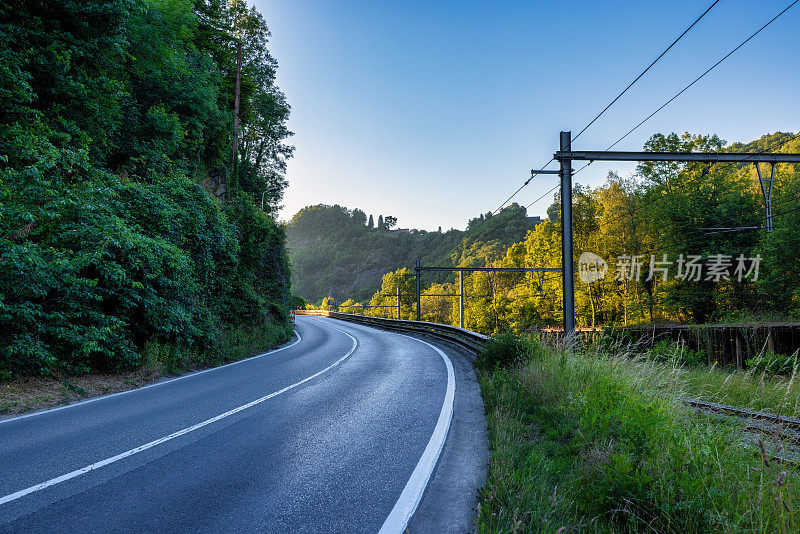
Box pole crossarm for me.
[554,151,800,164]
[415,266,561,273]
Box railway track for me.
[683,398,800,464]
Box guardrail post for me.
[415,259,421,321]
[459,269,464,329]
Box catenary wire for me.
[572,0,800,177]
[491,1,722,214]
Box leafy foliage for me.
[0,0,293,377]
[356,132,800,335]
[286,203,540,303]
[474,331,534,372]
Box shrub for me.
[648,339,706,367]
[475,331,532,372]
[747,351,798,377]
[0,174,291,378]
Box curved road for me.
[0,316,485,533]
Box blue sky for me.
[256,0,800,231]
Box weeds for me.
[142,321,292,376]
[476,334,800,533]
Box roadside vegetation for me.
[1,321,291,416]
[596,337,800,419]
[476,333,799,533]
[324,132,800,334]
[286,203,538,303]
[1,0,294,382]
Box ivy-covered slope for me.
[0,0,293,377]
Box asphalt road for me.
[0,316,484,533]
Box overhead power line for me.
[491,0,721,214]
[574,0,800,177]
[492,161,555,215]
[526,185,559,210]
[572,0,721,143]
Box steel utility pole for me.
[559,131,576,334]
[414,265,560,327]
[396,285,401,320]
[459,269,464,329]
[415,260,421,321]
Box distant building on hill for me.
[527,216,543,226]
[396,228,410,234]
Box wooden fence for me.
[540,323,800,369]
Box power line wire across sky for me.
[492,0,723,215]
[469,0,799,268]
[573,0,800,178]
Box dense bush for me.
[0,0,293,378]
[648,339,706,367]
[475,331,534,371]
[0,172,291,376]
[747,351,798,377]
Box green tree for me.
[368,269,416,319]
[0,0,294,378]
[320,297,337,311]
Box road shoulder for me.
[406,335,488,534]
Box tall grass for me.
[477,335,799,533]
[602,337,800,419]
[142,321,293,375]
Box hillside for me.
[286,204,541,302]
[1,0,294,378]
[360,131,800,333]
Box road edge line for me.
[378,333,456,534]
[0,330,304,425]
[0,327,357,506]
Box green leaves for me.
[0,0,294,378]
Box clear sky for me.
[256,0,800,231]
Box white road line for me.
[0,331,303,425]
[312,318,457,533]
[379,334,456,534]
[0,327,358,506]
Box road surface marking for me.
[0,327,356,506]
[378,334,455,534]
[0,331,303,425]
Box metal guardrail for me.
[295,310,488,355]
[297,311,800,461]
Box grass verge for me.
[1,321,292,416]
[476,334,799,533]
[604,340,800,419]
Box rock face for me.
[200,172,226,203]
